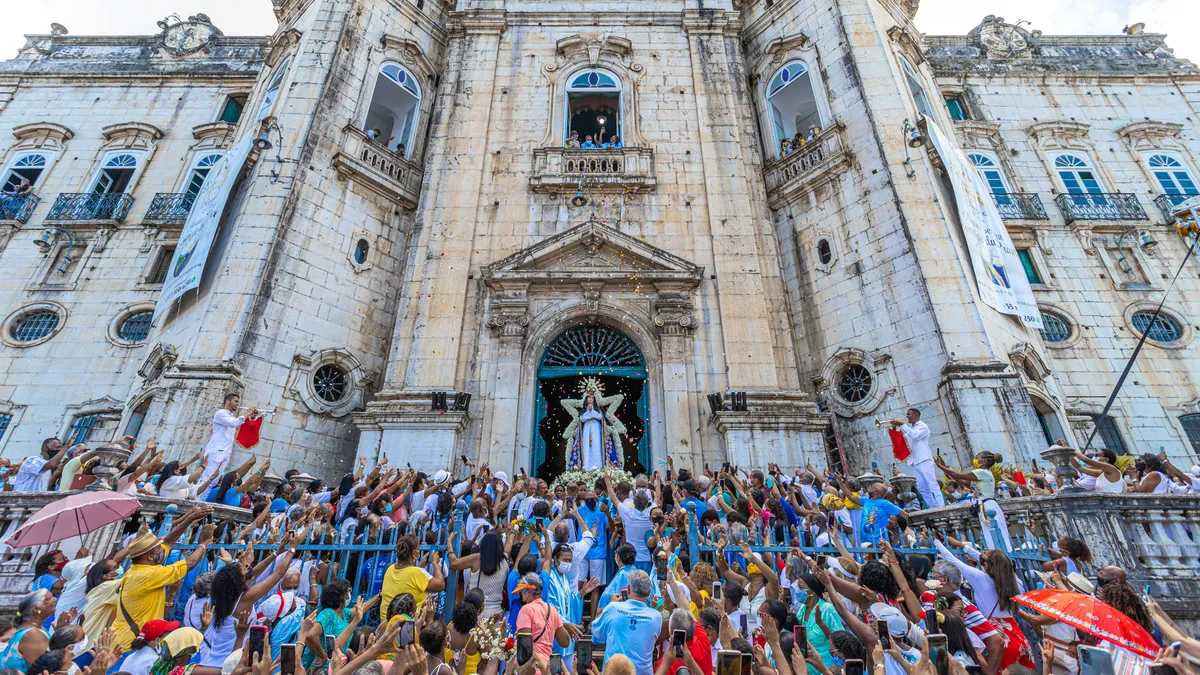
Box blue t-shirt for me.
[205,486,242,507]
[576,505,609,560]
[505,569,524,634]
[859,497,902,545]
[580,141,597,148]
[358,554,396,597]
[592,599,662,675]
[270,498,289,513]
[681,497,709,520]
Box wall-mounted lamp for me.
[32,226,78,274]
[901,119,925,178]
[1115,228,1158,274]
[256,118,286,183]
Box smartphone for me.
[928,634,950,675]
[739,612,748,636]
[1149,666,1177,675]
[577,638,594,669]
[965,667,985,675]
[1079,646,1117,675]
[395,621,415,649]
[516,634,534,666]
[926,608,939,636]
[549,656,564,675]
[794,626,808,656]
[845,660,865,675]
[323,635,336,658]
[655,554,669,581]
[672,629,691,653]
[712,580,722,600]
[876,620,891,650]
[740,653,753,675]
[280,645,297,675]
[621,586,630,601]
[717,651,742,675]
[461,455,469,465]
[247,625,267,663]
[816,554,827,569]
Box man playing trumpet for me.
[885,408,945,508]
[199,392,259,484]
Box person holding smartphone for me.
[654,608,712,675]
[514,574,571,674]
[591,571,664,675]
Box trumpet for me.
[874,418,905,428]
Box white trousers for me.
[913,461,945,509]
[199,448,231,486]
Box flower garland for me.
[471,617,515,661]
[553,465,635,490]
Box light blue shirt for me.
[598,565,661,610]
[591,598,662,675]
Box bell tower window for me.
[364,64,422,158]
[566,70,622,146]
[766,61,822,149]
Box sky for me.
[1,0,1196,62]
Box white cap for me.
[494,471,510,486]
[222,650,244,675]
[870,604,910,637]
[1190,465,1200,477]
[433,469,450,484]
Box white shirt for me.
[203,409,245,457]
[122,646,160,675]
[159,475,198,500]
[900,421,933,465]
[617,502,653,563]
[12,455,51,492]
[565,531,597,590]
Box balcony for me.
[331,125,423,209]
[1053,192,1147,224]
[991,192,1049,220]
[763,122,851,208]
[0,193,40,224]
[143,192,197,224]
[45,193,134,223]
[530,146,656,194]
[1154,193,1198,222]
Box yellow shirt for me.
[380,565,432,621]
[110,548,189,651]
[688,589,710,619]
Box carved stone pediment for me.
[752,33,811,77]
[265,28,301,68]
[1026,121,1091,152]
[101,122,163,151]
[380,35,440,82]
[953,120,1003,152]
[556,34,633,67]
[192,122,237,150]
[139,342,179,381]
[1116,121,1184,152]
[12,122,74,150]
[887,25,928,66]
[483,219,704,289]
[1008,342,1051,382]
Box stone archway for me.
[533,324,650,479]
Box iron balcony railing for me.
[45,193,134,222]
[0,193,40,224]
[1054,192,1147,223]
[991,192,1049,220]
[143,192,197,223]
[1154,193,1197,222]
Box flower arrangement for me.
[553,465,635,490]
[509,515,536,536]
[471,617,515,661]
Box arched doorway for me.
[533,325,649,480]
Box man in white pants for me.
[200,393,255,485]
[892,408,944,509]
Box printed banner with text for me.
[925,120,1043,329]
[154,133,256,319]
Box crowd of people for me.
[1,403,1198,675]
[0,177,35,219]
[565,129,622,150]
[777,126,823,159]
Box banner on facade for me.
[924,121,1043,329]
[153,133,256,319]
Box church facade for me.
[1,0,1198,480]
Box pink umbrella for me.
[5,492,141,548]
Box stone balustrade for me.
[0,491,252,609]
[906,492,1200,632]
[763,122,851,208]
[331,125,424,209]
[530,146,657,194]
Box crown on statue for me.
[578,376,605,398]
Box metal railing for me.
[1054,192,1148,223]
[144,192,197,223]
[1154,193,1196,222]
[45,192,134,222]
[0,193,40,223]
[763,123,849,206]
[991,192,1049,220]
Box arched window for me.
[2,152,51,190]
[1054,154,1105,195]
[256,58,290,121]
[364,63,422,158]
[898,56,934,118]
[968,152,1011,208]
[90,152,141,194]
[766,60,822,151]
[566,69,622,146]
[1147,154,1199,197]
[185,152,224,196]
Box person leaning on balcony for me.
[580,135,598,149]
[11,438,71,492]
[779,139,791,158]
[110,506,216,652]
[566,130,581,149]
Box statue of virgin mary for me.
[561,377,625,470]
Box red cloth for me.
[235,416,264,450]
[888,429,911,461]
[656,620,713,675]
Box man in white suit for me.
[891,408,944,508]
[200,392,255,485]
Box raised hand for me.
[201,602,214,630]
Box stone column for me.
[713,392,829,471]
[654,288,699,465]
[480,285,530,475]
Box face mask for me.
[115,566,126,579]
[556,562,572,575]
[652,516,664,524]
[585,499,598,510]
[950,492,963,500]
[384,502,393,513]
[1096,576,1113,588]
[792,588,808,605]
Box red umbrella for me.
[1013,588,1159,659]
[5,492,141,548]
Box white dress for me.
[580,407,605,469]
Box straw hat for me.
[1065,572,1095,596]
[125,530,164,559]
